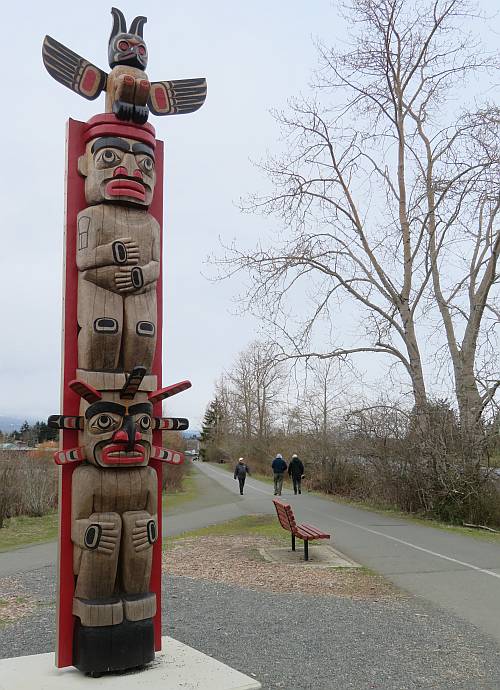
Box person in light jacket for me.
[271,453,287,496]
[288,454,305,495]
[233,457,250,495]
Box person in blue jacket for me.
[271,453,287,496]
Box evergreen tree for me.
[200,398,226,462]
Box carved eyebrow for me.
[85,401,126,419]
[91,137,130,154]
[132,143,155,158]
[129,402,153,416]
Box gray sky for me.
[0,1,498,427]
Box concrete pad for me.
[259,544,361,568]
[0,636,261,690]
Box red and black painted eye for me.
[118,39,130,51]
[137,45,146,56]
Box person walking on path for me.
[288,453,305,495]
[271,453,287,496]
[233,457,250,495]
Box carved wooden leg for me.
[122,290,157,373]
[121,510,154,593]
[135,79,151,107]
[74,511,122,601]
[78,278,123,371]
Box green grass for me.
[164,514,289,545]
[208,462,500,545]
[162,471,199,511]
[0,513,58,552]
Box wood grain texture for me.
[76,205,159,373]
[71,463,157,610]
[55,120,165,668]
[123,593,156,622]
[73,598,123,627]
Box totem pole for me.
[44,8,206,676]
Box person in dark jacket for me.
[288,454,305,495]
[233,457,250,495]
[271,453,287,496]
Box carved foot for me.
[133,105,149,125]
[113,99,134,121]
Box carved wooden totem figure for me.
[76,118,160,372]
[44,7,206,677]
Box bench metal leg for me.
[304,540,309,561]
[291,534,296,551]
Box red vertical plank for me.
[56,118,86,668]
[148,139,164,651]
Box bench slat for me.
[273,499,330,542]
[296,523,329,540]
[300,522,330,537]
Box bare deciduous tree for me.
[226,341,284,443]
[218,0,499,450]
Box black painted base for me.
[73,618,155,675]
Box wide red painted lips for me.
[106,179,146,202]
[100,443,146,465]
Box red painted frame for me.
[56,117,164,668]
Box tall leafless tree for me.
[219,0,499,448]
[225,341,284,443]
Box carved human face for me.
[79,136,156,207]
[82,398,153,468]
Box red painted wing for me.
[148,78,207,116]
[42,35,107,100]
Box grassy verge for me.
[162,470,199,511]
[0,513,58,552]
[164,514,289,545]
[206,462,500,545]
[321,493,500,544]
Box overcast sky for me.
[0,1,498,428]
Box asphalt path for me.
[2,461,500,648]
[194,461,500,646]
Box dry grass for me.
[0,577,35,626]
[163,534,397,599]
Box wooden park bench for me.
[272,498,330,561]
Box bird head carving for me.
[108,7,148,71]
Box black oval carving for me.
[147,519,157,544]
[112,241,128,264]
[131,266,144,289]
[136,321,155,337]
[84,523,102,549]
[94,317,118,334]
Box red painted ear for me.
[69,379,102,404]
[48,415,84,430]
[153,417,189,431]
[151,447,185,465]
[54,447,86,465]
[148,380,191,405]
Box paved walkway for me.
[2,461,500,646]
[195,462,500,645]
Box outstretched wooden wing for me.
[42,35,107,101]
[148,78,207,116]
